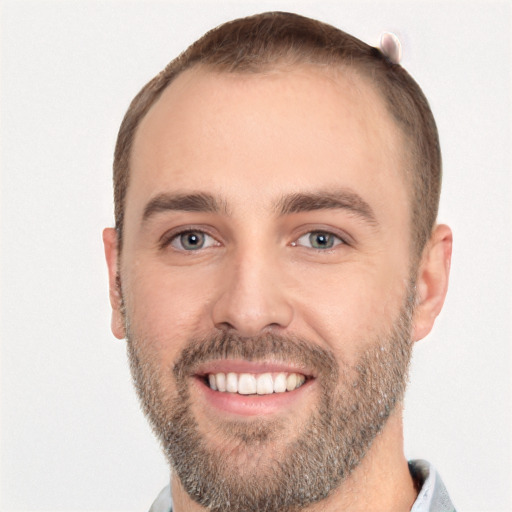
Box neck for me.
[171,408,417,512]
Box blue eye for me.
[170,231,217,251]
[295,231,343,249]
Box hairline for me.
[114,14,440,267]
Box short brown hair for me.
[113,11,441,257]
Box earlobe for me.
[102,227,126,340]
[412,224,453,342]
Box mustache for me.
[172,331,340,382]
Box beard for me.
[125,286,415,512]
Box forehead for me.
[127,65,408,226]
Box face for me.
[114,65,417,510]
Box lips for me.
[193,359,312,402]
[173,334,327,416]
[193,362,314,416]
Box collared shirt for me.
[149,459,456,512]
[409,460,456,512]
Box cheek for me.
[290,261,409,363]
[122,262,216,362]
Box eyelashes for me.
[292,231,345,250]
[167,230,219,251]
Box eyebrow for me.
[141,188,377,226]
[142,192,228,221]
[275,189,378,225]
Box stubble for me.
[125,286,415,512]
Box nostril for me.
[215,321,236,332]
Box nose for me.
[211,249,294,337]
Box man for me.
[103,11,454,512]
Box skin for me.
[104,65,452,511]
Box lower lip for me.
[193,377,315,417]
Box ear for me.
[412,224,453,342]
[102,227,126,340]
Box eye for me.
[169,230,218,251]
[294,231,344,250]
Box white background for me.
[1,1,510,511]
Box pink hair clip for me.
[380,32,402,64]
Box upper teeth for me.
[208,372,306,395]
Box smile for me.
[207,372,306,395]
[191,361,317,416]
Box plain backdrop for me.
[1,1,511,511]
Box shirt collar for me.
[409,459,456,512]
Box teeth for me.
[273,373,287,393]
[207,371,307,395]
[226,372,238,393]
[216,372,226,392]
[257,373,273,395]
[238,374,257,395]
[286,373,297,391]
